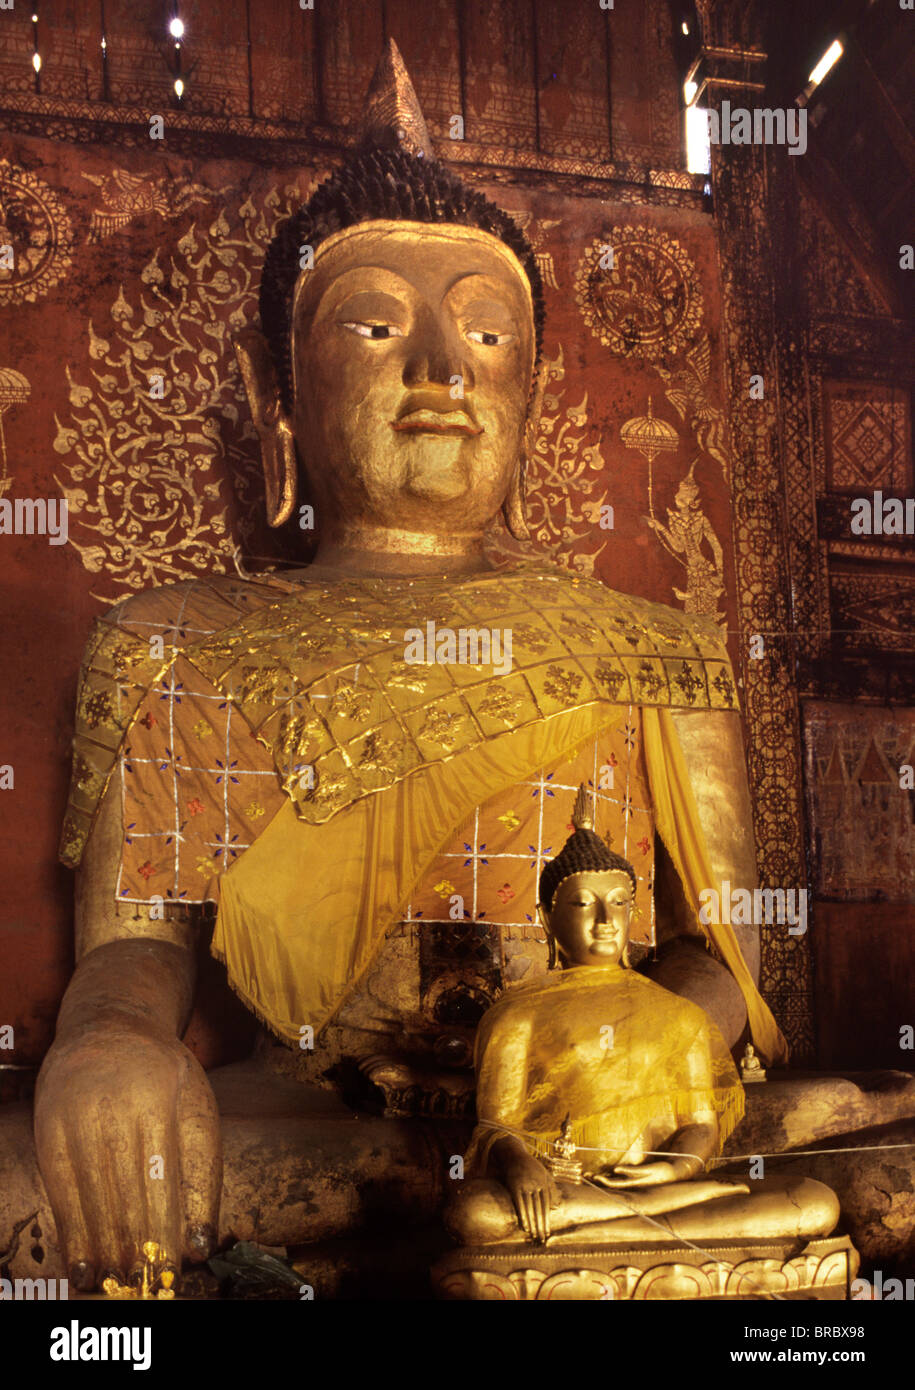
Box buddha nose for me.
[403,308,474,392]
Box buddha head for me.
[235,40,546,567]
[538,785,637,970]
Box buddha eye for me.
[467,329,513,346]
[342,322,405,339]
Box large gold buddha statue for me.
[443,788,838,1254]
[33,42,790,1294]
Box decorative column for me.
[694,0,815,1060]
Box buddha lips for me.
[392,409,483,436]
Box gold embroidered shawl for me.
[60,564,737,865]
[58,564,787,1064]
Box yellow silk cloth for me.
[213,705,613,1040]
[643,707,788,1065]
[464,965,745,1175]
[408,712,657,941]
[187,565,740,827]
[213,702,787,1064]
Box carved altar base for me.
[432,1234,860,1300]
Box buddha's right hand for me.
[34,1018,221,1292]
[499,1145,561,1242]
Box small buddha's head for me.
[235,41,545,559]
[545,868,635,968]
[538,785,638,970]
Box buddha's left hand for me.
[594,1156,698,1188]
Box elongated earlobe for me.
[262,409,298,528]
[503,359,549,541]
[537,901,560,971]
[233,328,298,528]
[502,461,530,541]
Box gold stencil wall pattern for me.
[0,159,74,305]
[82,168,224,243]
[55,183,315,595]
[485,343,610,574]
[576,226,730,482]
[0,367,30,496]
[576,225,730,621]
[576,227,703,360]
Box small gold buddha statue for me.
[740,1043,767,1083]
[444,787,839,1249]
[543,1117,584,1186]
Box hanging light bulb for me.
[807,39,843,90]
[686,105,711,174]
[32,52,42,72]
[174,77,184,98]
[169,17,184,39]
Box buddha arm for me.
[656,1119,718,1178]
[667,707,760,980]
[34,778,220,1290]
[608,1030,721,1187]
[75,774,196,958]
[636,1019,724,1181]
[55,937,195,1043]
[643,707,759,1048]
[607,1037,721,1190]
[473,1017,533,1174]
[487,1133,560,1243]
[470,1017,563,1237]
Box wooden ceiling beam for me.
[794,142,904,317]
[845,32,915,183]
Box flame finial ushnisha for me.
[538,784,637,912]
[359,38,433,157]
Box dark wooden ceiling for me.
[765,0,914,318]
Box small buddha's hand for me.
[595,1156,700,1188]
[35,1016,221,1292]
[500,1146,561,1242]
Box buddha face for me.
[545,870,634,968]
[289,222,535,541]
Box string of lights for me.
[25,6,189,104]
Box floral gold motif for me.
[0,160,74,306]
[0,366,29,496]
[56,183,317,594]
[485,344,609,575]
[575,227,702,361]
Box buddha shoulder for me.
[514,562,727,656]
[61,574,289,874]
[91,573,285,654]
